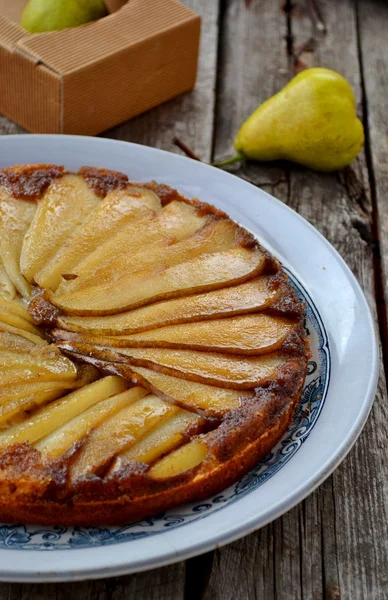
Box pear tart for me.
[0,164,309,525]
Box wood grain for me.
[0,0,387,598]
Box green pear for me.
[21,0,107,33]
[218,68,364,172]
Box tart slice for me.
[0,164,308,526]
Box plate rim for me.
[0,134,379,582]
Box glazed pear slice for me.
[66,218,245,293]
[111,410,203,469]
[36,386,148,460]
[58,276,280,335]
[118,347,286,389]
[129,366,250,413]
[0,308,41,336]
[0,376,128,448]
[148,439,208,479]
[20,175,100,284]
[35,187,162,291]
[70,394,177,481]
[0,348,74,371]
[90,314,294,355]
[0,322,46,345]
[52,247,266,316]
[0,258,15,300]
[0,297,33,322]
[0,187,36,297]
[0,330,43,353]
[0,381,81,428]
[58,343,287,389]
[0,364,77,389]
[57,200,208,295]
[0,346,78,388]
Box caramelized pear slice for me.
[58,343,287,390]
[112,410,203,468]
[0,330,43,353]
[52,247,266,316]
[70,394,177,481]
[130,366,249,413]
[35,187,161,291]
[0,322,46,345]
[0,309,42,336]
[36,386,148,459]
[20,175,100,284]
[110,347,286,389]
[148,439,208,479]
[57,200,208,295]
[0,297,33,322]
[58,276,280,335]
[94,314,294,355]
[0,376,128,447]
[0,383,75,428]
[0,258,15,299]
[0,187,36,297]
[69,218,245,293]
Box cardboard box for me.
[0,0,200,134]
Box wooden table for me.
[0,0,387,597]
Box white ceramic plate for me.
[0,135,378,582]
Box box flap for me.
[15,0,199,75]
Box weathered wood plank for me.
[205,1,388,599]
[357,0,388,330]
[290,4,388,597]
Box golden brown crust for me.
[0,164,309,525]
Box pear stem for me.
[212,152,246,168]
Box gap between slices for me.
[51,246,267,316]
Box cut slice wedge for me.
[129,366,250,413]
[20,175,100,284]
[81,314,294,355]
[112,410,204,468]
[57,200,208,295]
[34,187,161,291]
[36,386,148,459]
[70,394,177,480]
[58,276,281,335]
[52,247,266,316]
[0,187,36,297]
[148,439,208,479]
[0,376,128,447]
